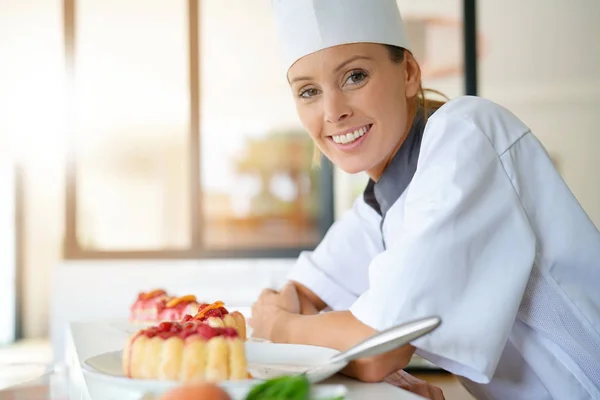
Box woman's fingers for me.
[429,386,446,400]
[279,283,301,313]
[385,370,445,400]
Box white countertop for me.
[65,320,424,400]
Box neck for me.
[367,101,418,182]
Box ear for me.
[404,51,421,99]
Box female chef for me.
[250,0,600,399]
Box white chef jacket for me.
[287,96,600,399]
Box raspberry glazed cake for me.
[130,290,202,324]
[186,301,247,341]
[129,289,170,322]
[123,321,248,382]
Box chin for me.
[325,150,378,175]
[339,165,367,175]
[333,159,371,175]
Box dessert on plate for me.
[186,301,247,341]
[130,290,202,324]
[123,320,248,382]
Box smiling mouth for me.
[331,124,373,144]
[330,124,372,144]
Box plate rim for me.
[82,350,261,388]
[82,341,347,387]
[80,346,350,397]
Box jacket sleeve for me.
[286,194,384,311]
[349,113,536,383]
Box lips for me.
[330,124,371,144]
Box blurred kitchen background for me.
[0,0,599,393]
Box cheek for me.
[296,103,323,142]
[362,79,409,146]
[359,79,404,124]
[380,77,406,109]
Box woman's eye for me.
[299,88,319,98]
[345,71,367,85]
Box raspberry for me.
[158,332,172,340]
[204,309,223,319]
[145,328,158,338]
[158,322,173,332]
[179,330,195,340]
[182,322,196,331]
[222,327,238,338]
[195,324,219,340]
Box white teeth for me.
[332,125,369,144]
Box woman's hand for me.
[385,370,445,400]
[292,281,327,315]
[251,301,416,382]
[249,283,300,341]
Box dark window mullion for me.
[319,156,335,238]
[463,0,478,96]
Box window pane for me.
[397,0,465,98]
[73,0,191,251]
[199,1,322,250]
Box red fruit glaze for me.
[139,321,238,340]
[195,307,229,322]
[126,320,239,377]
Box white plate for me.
[82,342,348,399]
[245,342,347,382]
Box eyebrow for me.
[288,55,373,84]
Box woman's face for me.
[287,43,420,178]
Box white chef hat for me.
[271,0,412,72]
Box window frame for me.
[62,0,335,260]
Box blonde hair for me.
[418,87,448,122]
[386,44,449,116]
[312,45,448,166]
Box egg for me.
[159,383,232,400]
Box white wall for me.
[0,0,65,340]
[478,0,600,225]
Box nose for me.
[324,91,352,124]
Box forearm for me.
[276,310,373,350]
[274,310,414,382]
[340,345,414,383]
